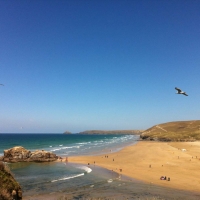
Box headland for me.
[79,129,142,135]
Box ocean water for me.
[0,134,139,157]
[0,133,139,196]
[9,162,119,196]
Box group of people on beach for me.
[160,176,170,181]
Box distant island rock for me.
[63,131,72,134]
[140,120,200,141]
[0,146,58,163]
[79,130,143,135]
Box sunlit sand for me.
[69,141,200,192]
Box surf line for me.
[77,166,92,174]
[51,166,92,182]
[51,173,84,182]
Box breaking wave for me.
[51,165,92,183]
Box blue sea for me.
[0,133,139,197]
[0,134,139,157]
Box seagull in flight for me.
[175,87,188,96]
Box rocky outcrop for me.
[0,146,58,163]
[0,161,22,200]
[63,131,72,134]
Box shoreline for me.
[21,140,200,199]
[69,141,200,193]
[23,163,200,200]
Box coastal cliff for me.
[0,162,22,200]
[0,146,58,163]
[140,120,200,141]
[79,130,142,135]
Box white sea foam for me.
[51,148,61,152]
[50,134,138,156]
[62,146,74,149]
[77,166,92,173]
[51,173,84,182]
[51,145,81,152]
[59,145,63,146]
[77,142,90,145]
[63,145,81,149]
[62,150,76,155]
[65,150,75,153]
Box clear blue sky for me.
[0,0,200,133]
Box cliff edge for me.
[0,162,22,200]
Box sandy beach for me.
[69,141,200,193]
[23,141,200,200]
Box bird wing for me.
[175,87,181,92]
[183,93,188,96]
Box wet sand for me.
[23,167,200,200]
[68,141,200,198]
[24,141,200,199]
[23,180,200,200]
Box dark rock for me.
[63,131,71,134]
[1,146,58,163]
[0,161,22,200]
[0,156,3,161]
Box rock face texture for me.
[0,146,58,163]
[0,161,22,200]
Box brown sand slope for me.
[141,120,200,141]
[69,141,200,193]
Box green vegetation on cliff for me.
[79,130,142,135]
[140,120,200,141]
[0,162,22,200]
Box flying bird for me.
[175,87,188,96]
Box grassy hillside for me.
[140,120,200,141]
